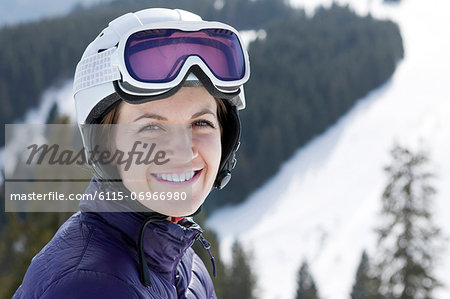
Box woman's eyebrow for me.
[191,108,216,119]
[133,113,167,122]
[133,108,216,122]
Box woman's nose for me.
[164,125,198,164]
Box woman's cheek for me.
[194,131,222,166]
[199,136,221,193]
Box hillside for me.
[207,0,450,298]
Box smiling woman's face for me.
[113,86,222,216]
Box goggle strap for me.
[114,66,241,104]
[73,48,121,95]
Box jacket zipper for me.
[172,232,217,286]
[171,231,202,285]
[197,233,216,278]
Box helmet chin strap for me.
[214,152,237,190]
[214,171,232,190]
[213,101,241,190]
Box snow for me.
[239,29,267,49]
[0,80,75,180]
[206,0,450,298]
[20,79,76,124]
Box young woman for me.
[13,7,249,298]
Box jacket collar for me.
[79,178,203,283]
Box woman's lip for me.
[151,168,202,175]
[151,169,202,186]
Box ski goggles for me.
[74,21,250,97]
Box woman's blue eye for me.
[193,120,216,128]
[138,124,160,132]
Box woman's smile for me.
[151,169,203,185]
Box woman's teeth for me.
[154,171,196,182]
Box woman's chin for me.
[150,202,203,218]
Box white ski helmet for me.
[73,8,250,189]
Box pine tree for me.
[0,210,74,298]
[224,240,256,299]
[295,260,320,299]
[375,145,442,298]
[351,250,382,299]
[0,114,85,297]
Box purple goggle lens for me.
[124,28,246,83]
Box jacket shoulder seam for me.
[75,222,95,269]
[38,224,96,297]
[40,246,52,288]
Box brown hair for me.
[99,101,123,154]
[101,101,123,125]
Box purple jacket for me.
[13,179,217,298]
